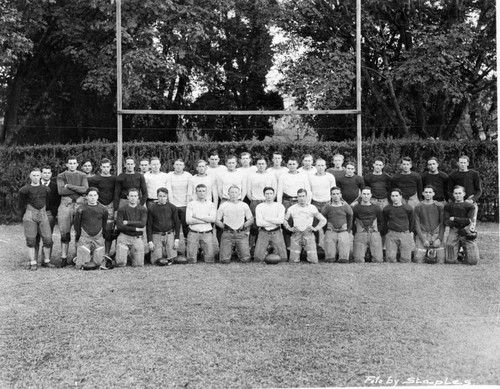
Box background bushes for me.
[1,139,497,223]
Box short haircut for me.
[31,167,41,173]
[330,186,341,194]
[303,154,313,160]
[361,186,372,192]
[228,185,240,193]
[423,185,436,191]
[297,188,307,196]
[174,159,185,164]
[401,157,412,164]
[157,187,168,195]
[333,153,344,160]
[86,186,99,196]
[82,159,92,166]
[315,158,326,164]
[127,187,139,195]
[255,155,267,163]
[101,158,111,165]
[125,156,135,163]
[287,157,298,163]
[140,157,149,163]
[195,184,207,191]
[272,152,282,157]
[67,155,78,162]
[240,152,251,158]
[209,151,219,157]
[226,155,237,163]
[454,185,465,192]
[263,186,275,194]
[345,160,356,168]
[427,156,439,164]
[373,157,385,164]
[391,188,403,196]
[150,156,160,163]
[197,159,207,166]
[459,155,470,162]
[41,166,52,171]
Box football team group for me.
[18,151,481,270]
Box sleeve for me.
[447,174,456,201]
[147,207,154,242]
[57,173,71,195]
[74,207,82,241]
[255,204,265,227]
[381,207,389,235]
[437,203,445,241]
[407,206,415,232]
[345,204,354,231]
[114,175,122,210]
[66,174,88,194]
[244,203,253,221]
[442,173,449,202]
[277,175,284,203]
[472,171,482,202]
[116,208,137,233]
[18,187,27,211]
[139,175,148,206]
[413,206,425,242]
[185,201,195,225]
[444,204,452,227]
[101,207,108,235]
[375,206,383,232]
[416,173,423,200]
[172,205,181,240]
[208,202,217,223]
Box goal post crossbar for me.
[115,0,362,174]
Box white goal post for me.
[115,0,362,174]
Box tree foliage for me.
[0,0,496,144]
[273,0,496,141]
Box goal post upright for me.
[115,0,362,174]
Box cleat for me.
[41,262,56,268]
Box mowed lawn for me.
[0,223,499,388]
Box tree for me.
[273,0,496,140]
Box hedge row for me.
[1,139,497,224]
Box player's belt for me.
[189,229,213,234]
[260,226,280,233]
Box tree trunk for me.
[1,71,24,145]
[441,100,468,139]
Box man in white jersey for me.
[277,157,311,209]
[298,154,317,177]
[188,159,218,204]
[283,189,326,263]
[254,187,288,262]
[144,157,169,209]
[187,159,219,256]
[206,151,227,180]
[217,155,247,202]
[186,184,217,263]
[139,158,150,175]
[267,152,289,182]
[215,186,254,263]
[166,159,192,248]
[309,158,336,248]
[246,157,277,250]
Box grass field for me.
[1,223,499,388]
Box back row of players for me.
[19,151,481,270]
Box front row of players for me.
[19,166,479,269]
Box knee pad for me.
[61,233,71,243]
[26,237,37,248]
[42,238,53,248]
